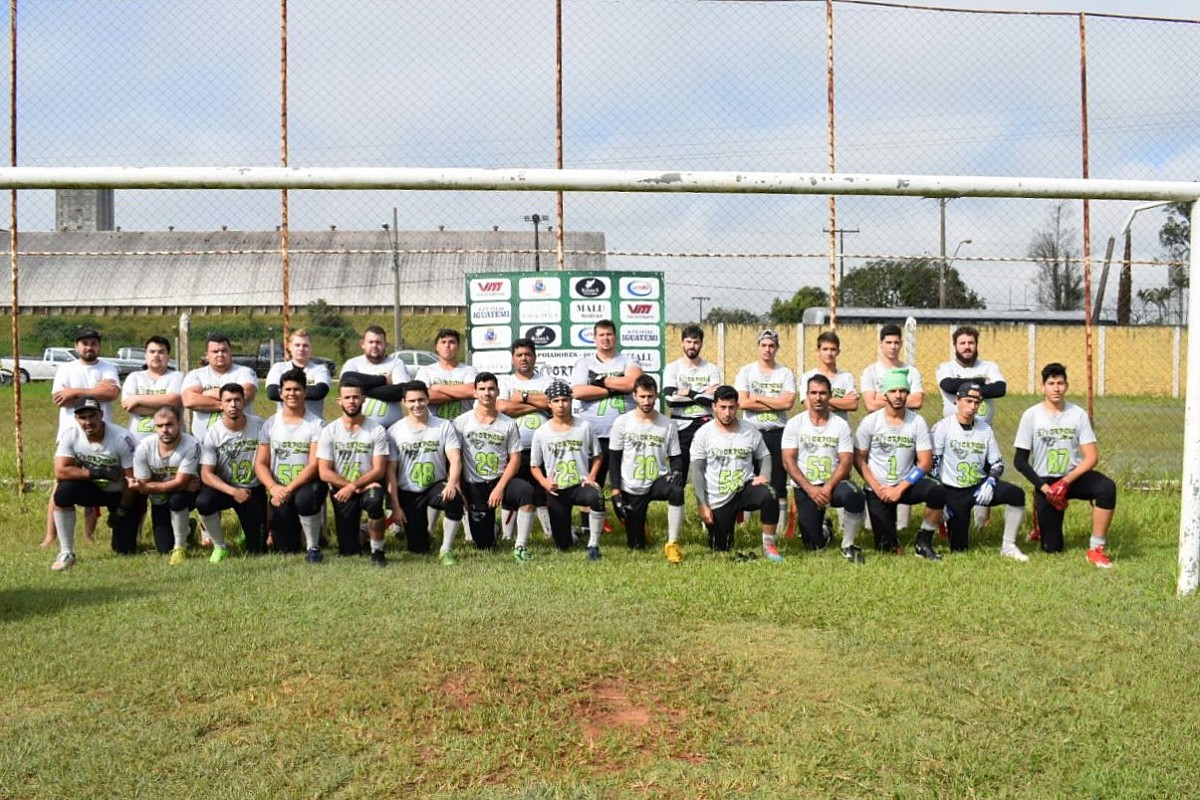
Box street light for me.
[692,295,710,323]
[940,239,972,308]
[524,213,548,272]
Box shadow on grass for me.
[0,583,155,623]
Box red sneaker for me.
[1086,547,1113,569]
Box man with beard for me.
[197,383,267,561]
[182,334,258,437]
[339,325,411,429]
[130,405,201,563]
[497,338,553,540]
[662,324,723,468]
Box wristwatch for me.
[521,391,529,404]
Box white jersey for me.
[133,433,201,504]
[453,410,522,484]
[55,422,136,492]
[531,419,598,490]
[53,358,120,437]
[608,411,681,495]
[854,409,932,487]
[936,358,1005,425]
[931,416,1002,488]
[860,361,925,400]
[781,411,853,487]
[415,362,477,420]
[799,368,857,421]
[200,415,265,488]
[662,358,724,430]
[182,364,259,437]
[1013,401,1096,478]
[498,371,553,449]
[317,417,389,484]
[570,352,640,438]
[690,420,769,510]
[734,362,796,431]
[387,415,460,492]
[258,411,324,486]
[121,369,185,442]
[266,359,334,420]
[339,355,411,428]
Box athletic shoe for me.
[169,547,186,566]
[439,550,457,566]
[763,543,784,563]
[821,518,834,548]
[209,546,230,564]
[512,545,532,563]
[306,548,323,564]
[603,519,613,534]
[1087,547,1113,569]
[371,550,388,568]
[663,541,683,564]
[840,545,866,564]
[51,552,76,571]
[587,545,602,561]
[1000,544,1029,563]
[1027,524,1041,543]
[914,542,943,561]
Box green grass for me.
[1,383,1195,797]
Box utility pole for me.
[822,226,860,281]
[692,295,710,323]
[383,207,402,347]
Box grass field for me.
[1,383,1195,798]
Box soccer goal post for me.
[2,166,1198,595]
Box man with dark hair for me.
[255,369,328,559]
[197,383,267,561]
[608,374,686,561]
[266,328,333,420]
[1013,363,1116,568]
[497,338,554,540]
[571,319,643,484]
[386,380,465,564]
[183,333,258,437]
[781,373,867,562]
[453,372,536,553]
[854,368,945,560]
[800,331,858,420]
[662,324,723,468]
[690,385,781,559]
[130,405,201,563]
[319,377,392,565]
[50,398,139,570]
[734,329,796,535]
[860,323,924,412]
[121,335,183,443]
[936,325,1006,425]
[416,327,477,419]
[338,325,411,428]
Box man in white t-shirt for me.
[734,329,796,535]
[196,383,266,561]
[129,405,201,563]
[860,323,924,412]
[800,331,858,420]
[662,324,723,468]
[182,333,258,437]
[415,328,477,420]
[339,325,411,428]
[121,335,184,443]
[496,338,554,541]
[265,328,333,420]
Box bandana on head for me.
[546,380,573,400]
[881,368,910,393]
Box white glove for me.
[973,477,996,506]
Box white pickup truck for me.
[0,347,146,383]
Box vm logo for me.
[626,304,653,314]
[476,281,504,292]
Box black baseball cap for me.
[74,398,102,415]
[956,381,984,398]
[75,327,102,342]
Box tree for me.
[1029,203,1083,311]
[768,286,829,325]
[838,257,984,309]
[703,306,762,325]
[1157,202,1190,324]
[304,298,357,362]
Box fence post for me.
[1178,200,1199,597]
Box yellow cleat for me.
[663,541,683,564]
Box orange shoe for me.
[1086,547,1113,569]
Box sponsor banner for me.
[570,324,597,348]
[618,301,660,323]
[536,349,590,380]
[520,325,561,348]
[471,349,512,374]
[519,300,562,324]
[624,349,662,372]
[570,300,609,323]
[470,325,513,351]
[619,276,660,300]
[569,276,610,300]
[469,302,512,325]
[619,324,661,348]
[518,276,561,300]
[469,277,511,301]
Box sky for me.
[7,0,1198,321]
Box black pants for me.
[331,485,388,556]
[580,437,612,529]
[464,479,535,549]
[676,420,708,472]
[548,484,605,551]
[707,482,779,551]
[267,482,329,554]
[623,477,684,549]
[760,428,786,499]
[943,480,1025,551]
[865,479,945,552]
[1032,471,1117,553]
[395,482,464,554]
[53,479,140,554]
[196,484,268,553]
[516,450,547,506]
[147,491,198,554]
[793,481,865,550]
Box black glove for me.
[611,493,631,523]
[588,371,607,388]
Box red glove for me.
[1045,479,1069,511]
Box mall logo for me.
[619,324,661,348]
[469,302,512,324]
[571,301,609,322]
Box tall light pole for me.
[692,295,710,323]
[940,238,972,308]
[823,226,860,282]
[383,207,402,347]
[524,213,548,272]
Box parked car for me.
[0,347,77,383]
[392,349,438,371]
[210,342,336,379]
[116,346,178,371]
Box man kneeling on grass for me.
[197,383,266,562]
[129,405,201,565]
[50,398,139,570]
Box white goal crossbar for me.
[2,166,1198,595]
